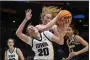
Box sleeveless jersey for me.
[6,48,18,60]
[28,31,54,60]
[67,35,80,52]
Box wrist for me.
[24,18,27,21]
[77,51,80,55]
[24,18,28,22]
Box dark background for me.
[0,1,89,60]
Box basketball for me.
[57,10,72,25]
[58,10,72,20]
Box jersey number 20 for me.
[38,48,49,56]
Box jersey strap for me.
[16,48,18,55]
[43,32,52,42]
[32,38,34,48]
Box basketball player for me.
[16,9,65,60]
[4,38,24,60]
[65,25,89,60]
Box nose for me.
[30,27,35,32]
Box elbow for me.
[16,31,19,36]
[59,42,64,45]
[86,45,89,50]
[86,43,89,49]
[84,44,89,52]
[58,39,64,45]
[16,30,21,36]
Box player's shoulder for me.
[15,48,22,54]
[74,35,81,39]
[42,31,53,36]
[15,48,21,51]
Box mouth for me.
[9,45,13,46]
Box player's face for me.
[27,25,38,37]
[65,27,74,37]
[42,14,52,25]
[8,39,14,47]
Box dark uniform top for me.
[67,35,88,60]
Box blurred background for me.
[0,1,89,60]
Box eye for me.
[47,17,49,19]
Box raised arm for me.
[16,9,32,44]
[35,11,60,31]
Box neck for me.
[69,34,73,38]
[9,47,14,52]
[33,32,40,39]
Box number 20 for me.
[38,48,49,56]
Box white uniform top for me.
[28,31,54,60]
[6,48,18,60]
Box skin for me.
[42,14,52,25]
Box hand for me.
[70,51,78,57]
[25,9,32,20]
[66,51,78,60]
[58,15,72,31]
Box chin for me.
[66,34,70,37]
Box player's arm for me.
[35,11,60,32]
[75,35,89,55]
[17,48,24,60]
[4,51,8,60]
[16,9,32,44]
[44,31,64,45]
[16,18,30,44]
[51,34,64,45]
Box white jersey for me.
[6,48,18,60]
[28,31,54,60]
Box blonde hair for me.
[40,6,62,21]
